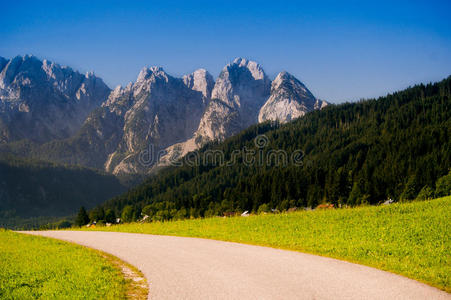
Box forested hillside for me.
[93,77,451,221]
[0,155,127,228]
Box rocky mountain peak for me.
[1,55,37,87]
[258,71,319,123]
[272,71,292,87]
[136,66,167,82]
[133,66,171,98]
[211,57,271,109]
[193,58,271,146]
[231,57,266,81]
[271,71,314,98]
[183,69,214,99]
[0,55,110,143]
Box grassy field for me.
[82,196,450,292]
[0,230,132,299]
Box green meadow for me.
[83,196,451,292]
[0,230,128,299]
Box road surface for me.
[22,231,449,300]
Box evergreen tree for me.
[89,207,105,222]
[121,205,134,222]
[416,185,434,200]
[75,207,89,227]
[435,171,451,197]
[104,209,116,223]
[400,176,419,200]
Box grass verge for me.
[100,252,148,300]
[0,230,148,299]
[81,196,450,292]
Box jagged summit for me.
[0,55,110,143]
[271,71,315,101]
[211,57,271,108]
[230,57,267,81]
[183,69,214,99]
[190,58,271,146]
[0,55,327,174]
[258,71,321,123]
[136,66,168,82]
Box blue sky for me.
[1,0,450,103]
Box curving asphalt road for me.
[22,231,449,300]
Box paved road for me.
[23,231,449,300]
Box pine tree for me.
[121,205,134,223]
[75,206,89,227]
[435,170,451,197]
[105,209,116,223]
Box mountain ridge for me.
[0,55,326,174]
[0,55,110,143]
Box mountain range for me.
[0,55,327,175]
[0,55,110,143]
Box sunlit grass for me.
[0,230,128,299]
[83,196,451,292]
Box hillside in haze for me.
[93,77,451,221]
[0,154,127,228]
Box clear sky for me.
[1,0,450,103]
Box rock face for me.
[183,69,214,100]
[0,56,327,174]
[194,58,271,145]
[258,71,326,123]
[93,67,206,174]
[0,55,110,143]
